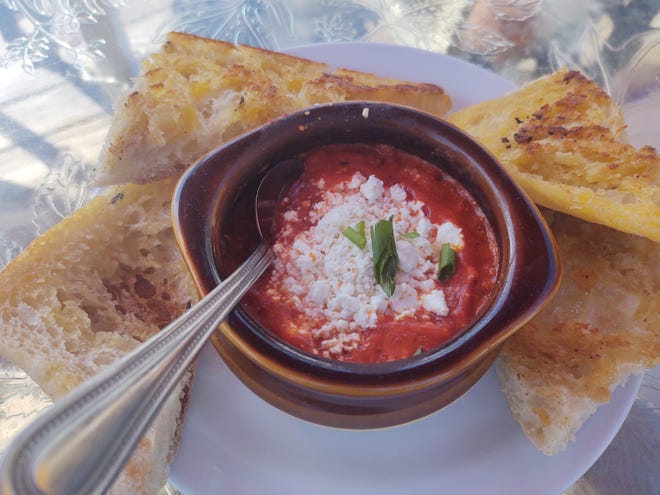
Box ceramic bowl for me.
[172,102,560,428]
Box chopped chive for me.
[437,243,457,281]
[371,217,398,297]
[401,231,420,239]
[342,220,366,249]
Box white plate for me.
[169,43,641,495]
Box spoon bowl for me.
[256,159,304,244]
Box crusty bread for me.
[0,179,200,494]
[96,31,452,185]
[449,68,660,453]
[496,210,659,455]
[448,69,660,242]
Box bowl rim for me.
[172,101,561,384]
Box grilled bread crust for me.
[449,68,659,453]
[496,210,659,455]
[97,32,452,185]
[0,179,200,494]
[448,69,660,242]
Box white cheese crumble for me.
[421,290,449,315]
[269,172,464,357]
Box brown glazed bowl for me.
[172,102,560,429]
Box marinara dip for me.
[239,143,499,363]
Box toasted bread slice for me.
[97,32,452,185]
[0,179,200,494]
[448,69,660,242]
[496,210,659,455]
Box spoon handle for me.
[1,241,274,495]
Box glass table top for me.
[1,1,658,494]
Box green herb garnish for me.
[371,217,398,297]
[401,231,420,239]
[413,347,424,356]
[437,243,457,281]
[342,220,366,249]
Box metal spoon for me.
[0,159,303,495]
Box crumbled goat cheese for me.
[270,173,464,357]
[421,290,449,316]
[436,221,464,249]
[283,210,299,222]
[359,175,384,203]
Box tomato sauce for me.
[226,143,499,363]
